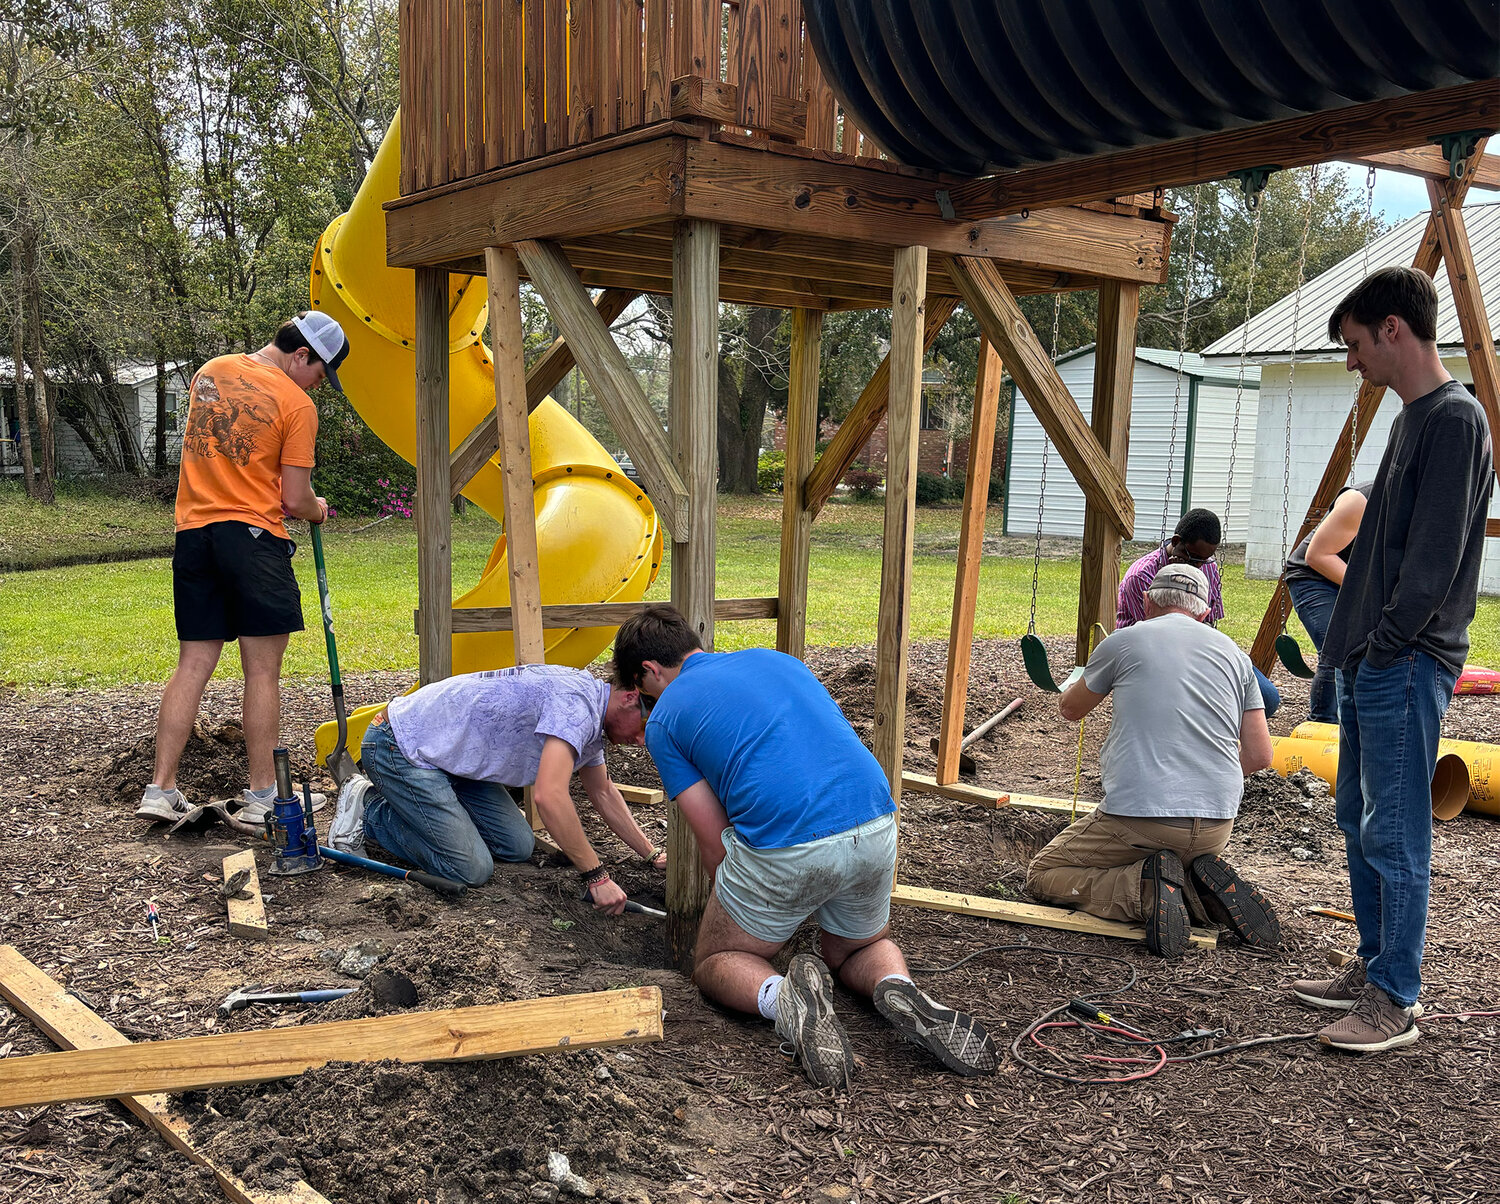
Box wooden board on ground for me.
[617,783,664,806]
[0,983,664,1109]
[0,945,329,1204]
[222,849,268,942]
[902,772,1098,817]
[891,884,1218,950]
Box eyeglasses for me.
[637,691,656,722]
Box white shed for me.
[1202,202,1500,596]
[1004,346,1262,542]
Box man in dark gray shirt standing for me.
[1292,266,1494,1053]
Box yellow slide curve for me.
[313,113,663,767]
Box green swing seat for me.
[1274,632,1317,680]
[1020,626,1104,694]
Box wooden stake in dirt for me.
[222,849,268,941]
[0,946,329,1204]
[0,976,665,1110]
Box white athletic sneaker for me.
[773,954,855,1089]
[136,786,190,823]
[237,787,327,827]
[328,775,374,853]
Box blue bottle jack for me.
[266,747,322,877]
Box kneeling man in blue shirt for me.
[613,605,994,1088]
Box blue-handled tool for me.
[220,986,355,1015]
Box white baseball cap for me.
[293,311,350,393]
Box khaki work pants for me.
[1025,810,1235,925]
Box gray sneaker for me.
[873,978,997,1077]
[1318,983,1421,1052]
[136,786,190,823]
[773,954,854,1089]
[329,775,374,853]
[237,787,327,827]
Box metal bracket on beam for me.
[1229,165,1279,209]
[1431,130,1495,180]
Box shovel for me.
[310,522,358,786]
[930,698,1023,774]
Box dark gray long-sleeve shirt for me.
[1323,380,1494,677]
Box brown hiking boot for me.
[1190,855,1281,949]
[1317,983,1421,1052]
[1140,850,1189,959]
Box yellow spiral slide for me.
[313,114,663,767]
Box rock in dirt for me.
[332,938,391,978]
[547,1151,596,1198]
[293,927,323,942]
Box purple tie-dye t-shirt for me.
[386,665,609,785]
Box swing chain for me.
[1161,184,1203,541]
[1028,293,1066,635]
[1222,198,1264,555]
[1279,164,1321,629]
[1350,167,1377,482]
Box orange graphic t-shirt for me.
[175,355,319,539]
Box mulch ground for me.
[1,637,1496,1204]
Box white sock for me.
[878,973,914,988]
[757,974,784,1020]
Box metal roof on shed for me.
[1203,202,1500,359]
[1008,344,1259,389]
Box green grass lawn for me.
[2,492,1496,687]
[0,480,177,570]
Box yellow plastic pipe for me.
[310,112,663,767]
[1272,728,1496,820]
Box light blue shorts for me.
[714,812,898,944]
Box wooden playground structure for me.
[388,0,1499,963]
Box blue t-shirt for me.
[644,649,895,849]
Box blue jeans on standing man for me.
[1252,665,1281,718]
[1288,576,1341,723]
[361,717,536,887]
[1334,648,1457,1007]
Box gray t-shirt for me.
[386,665,609,785]
[1082,612,1263,820]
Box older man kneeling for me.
[1026,564,1282,959]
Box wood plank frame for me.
[516,239,692,538]
[485,245,546,665]
[945,254,1136,536]
[415,266,453,684]
[665,217,719,970]
[872,246,927,799]
[425,596,778,633]
[0,947,329,1204]
[777,308,822,658]
[1076,281,1140,661]
[935,338,1002,784]
[1343,147,1499,189]
[1428,176,1500,457]
[450,287,639,497]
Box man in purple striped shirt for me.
[1117,508,1281,716]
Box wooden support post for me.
[873,246,928,800]
[935,338,1002,785]
[1077,281,1139,662]
[666,217,720,970]
[415,266,453,685]
[777,308,822,658]
[0,947,329,1204]
[221,850,267,942]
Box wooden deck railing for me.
[399,0,881,194]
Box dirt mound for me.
[101,719,324,806]
[188,1049,681,1204]
[1233,767,1338,861]
[86,1128,223,1203]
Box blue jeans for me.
[361,719,535,887]
[1253,665,1281,719]
[1335,649,1457,1006]
[1288,576,1340,723]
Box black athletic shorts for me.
[173,521,304,642]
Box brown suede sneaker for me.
[1317,984,1421,1053]
[1292,957,1367,1010]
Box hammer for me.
[220,986,356,1015]
[930,698,1023,774]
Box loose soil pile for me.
[1,641,1497,1204]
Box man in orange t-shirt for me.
[137,312,350,826]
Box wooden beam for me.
[802,297,959,518]
[681,139,1171,282]
[1077,281,1140,662]
[873,246,927,800]
[0,947,329,1204]
[0,986,665,1109]
[433,597,778,633]
[777,308,822,659]
[935,338,1002,785]
[902,772,1096,818]
[222,850,267,942]
[517,238,691,539]
[415,266,453,685]
[617,783,665,806]
[1429,176,1500,470]
[945,254,1135,536]
[1343,147,1500,189]
[890,884,1217,949]
[485,246,546,666]
[666,217,720,970]
[669,76,807,142]
[947,80,1500,219]
[1489,517,1500,538]
[449,287,639,498]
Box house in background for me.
[1202,202,1499,596]
[1004,345,1261,542]
[1,360,188,476]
